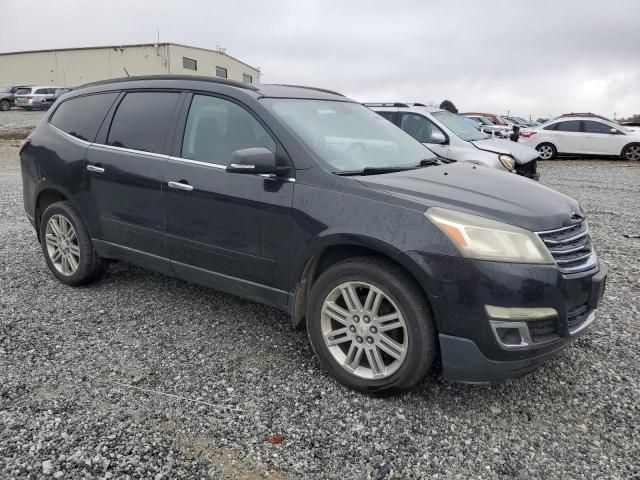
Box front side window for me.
[182,95,276,164]
[182,57,197,71]
[263,99,436,173]
[400,113,446,144]
[50,93,118,142]
[216,66,227,78]
[583,120,616,134]
[554,120,581,132]
[107,92,180,153]
[432,111,487,141]
[35,88,49,94]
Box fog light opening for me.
[496,327,523,346]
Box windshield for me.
[263,99,437,172]
[0,86,11,93]
[432,111,488,141]
[16,88,31,95]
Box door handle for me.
[86,165,105,173]
[168,180,194,191]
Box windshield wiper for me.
[333,158,440,176]
[333,166,416,176]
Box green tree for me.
[439,99,458,114]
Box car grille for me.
[526,317,558,343]
[537,221,597,273]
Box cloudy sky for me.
[1,0,639,119]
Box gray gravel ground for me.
[1,140,639,479]
[0,110,46,139]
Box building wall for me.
[167,44,259,83]
[0,44,259,87]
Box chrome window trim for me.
[168,156,226,169]
[91,143,167,159]
[49,124,92,147]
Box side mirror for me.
[610,128,619,135]
[227,147,279,175]
[430,131,447,144]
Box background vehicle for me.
[504,115,540,128]
[40,88,72,109]
[14,86,64,110]
[519,116,640,161]
[20,76,605,393]
[462,114,512,138]
[367,103,539,179]
[0,84,32,111]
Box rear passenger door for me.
[85,90,182,274]
[549,120,582,153]
[164,93,294,306]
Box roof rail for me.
[77,74,259,91]
[413,103,427,107]
[267,84,345,97]
[362,102,409,108]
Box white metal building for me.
[0,43,260,87]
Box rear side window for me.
[107,92,180,153]
[583,120,614,134]
[181,94,276,164]
[50,93,118,142]
[376,111,397,123]
[35,88,49,94]
[554,121,581,132]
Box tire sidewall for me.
[622,143,640,161]
[0,100,10,111]
[39,202,96,286]
[307,259,434,393]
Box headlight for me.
[425,207,554,264]
[498,154,515,171]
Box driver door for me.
[164,93,294,307]
[399,113,450,159]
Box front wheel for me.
[622,144,640,161]
[307,257,436,394]
[40,201,107,286]
[536,142,557,160]
[0,100,11,111]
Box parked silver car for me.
[367,103,540,179]
[0,85,32,111]
[14,86,64,110]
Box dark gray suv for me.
[20,76,607,393]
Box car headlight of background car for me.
[425,207,554,264]
[498,154,515,171]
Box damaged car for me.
[368,103,540,180]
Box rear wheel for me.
[40,201,107,286]
[0,100,11,111]
[622,144,640,161]
[307,257,436,394]
[536,142,557,160]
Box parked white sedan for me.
[519,116,640,161]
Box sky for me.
[1,0,639,119]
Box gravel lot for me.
[0,110,46,140]
[1,137,639,479]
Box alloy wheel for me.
[625,145,640,161]
[321,281,408,379]
[45,214,80,276]
[538,145,554,160]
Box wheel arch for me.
[34,188,69,241]
[621,142,640,158]
[291,237,434,330]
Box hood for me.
[357,162,582,232]
[471,138,539,164]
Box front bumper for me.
[409,252,607,383]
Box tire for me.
[24,107,32,111]
[39,201,107,286]
[536,142,557,160]
[622,143,640,162]
[0,99,11,111]
[306,256,436,394]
